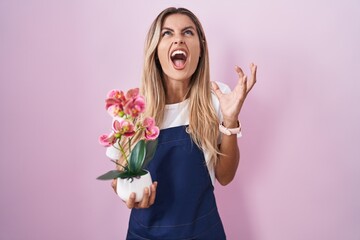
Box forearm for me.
[215,119,240,186]
[212,63,257,185]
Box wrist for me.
[219,120,241,136]
[222,118,239,128]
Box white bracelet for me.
[219,121,241,135]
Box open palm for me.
[212,63,257,122]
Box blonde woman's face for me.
[157,14,201,83]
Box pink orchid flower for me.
[142,117,159,140]
[105,90,127,117]
[106,105,121,117]
[99,133,116,147]
[107,89,126,99]
[124,96,146,118]
[145,125,160,140]
[125,88,140,99]
[105,98,123,111]
[112,118,135,137]
[142,117,155,128]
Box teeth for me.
[171,50,187,57]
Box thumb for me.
[111,179,117,193]
[211,81,223,99]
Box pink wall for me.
[1,1,359,239]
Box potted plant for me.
[97,88,159,202]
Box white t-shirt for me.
[106,81,239,185]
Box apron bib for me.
[126,126,226,240]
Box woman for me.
[111,7,257,239]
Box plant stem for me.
[116,138,128,163]
[110,159,126,169]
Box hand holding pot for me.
[111,179,158,209]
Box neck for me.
[164,78,190,104]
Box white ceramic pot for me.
[116,171,152,202]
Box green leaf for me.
[96,170,122,180]
[118,169,148,179]
[142,139,158,169]
[129,140,146,174]
[118,171,134,179]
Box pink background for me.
[1,1,359,239]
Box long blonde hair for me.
[140,7,220,167]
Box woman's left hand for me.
[211,63,257,123]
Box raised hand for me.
[211,63,257,123]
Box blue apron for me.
[126,125,226,240]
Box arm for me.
[212,63,257,185]
[215,119,240,185]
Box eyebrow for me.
[161,26,196,32]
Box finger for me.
[250,62,257,73]
[138,187,150,208]
[243,75,248,87]
[126,192,136,209]
[250,63,257,83]
[211,81,223,99]
[247,63,257,93]
[149,182,158,206]
[111,179,117,193]
[242,76,248,94]
[235,65,244,78]
[234,74,247,93]
[235,66,248,88]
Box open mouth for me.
[170,50,187,69]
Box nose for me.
[173,40,184,44]
[173,34,184,44]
